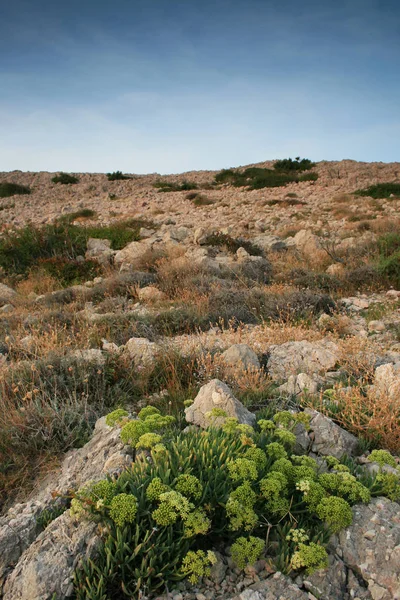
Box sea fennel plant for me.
[72,408,400,599]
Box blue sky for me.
[1,0,399,173]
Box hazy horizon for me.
[1,0,399,173]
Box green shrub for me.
[0,182,31,198]
[214,166,318,190]
[377,232,400,257]
[51,173,79,185]
[0,219,153,278]
[72,408,394,598]
[154,180,198,192]
[202,232,263,256]
[378,250,400,287]
[274,157,316,172]
[107,171,131,181]
[355,183,400,199]
[58,209,96,223]
[36,257,102,286]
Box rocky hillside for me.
[0,159,400,600]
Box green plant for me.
[107,171,132,181]
[0,182,31,197]
[274,157,316,172]
[72,407,392,597]
[355,183,400,199]
[36,257,102,286]
[214,164,318,190]
[51,173,79,185]
[154,180,198,192]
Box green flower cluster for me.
[226,481,258,531]
[118,408,175,447]
[109,494,138,528]
[183,508,211,537]
[258,419,276,432]
[291,542,328,574]
[152,490,192,526]
[228,458,258,482]
[105,409,129,427]
[136,432,162,449]
[146,477,170,501]
[176,474,203,500]
[181,550,217,584]
[231,536,265,569]
[319,472,371,504]
[375,472,400,501]
[315,496,353,533]
[260,472,290,516]
[369,449,397,468]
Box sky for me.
[1,0,399,173]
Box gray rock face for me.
[114,240,153,270]
[0,417,131,594]
[85,237,115,264]
[229,572,309,600]
[0,283,17,305]
[267,339,339,380]
[3,512,99,600]
[221,344,260,371]
[252,234,287,252]
[306,409,359,458]
[337,498,400,600]
[278,372,320,396]
[124,336,159,367]
[185,379,256,428]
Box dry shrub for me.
[156,252,210,298]
[196,350,271,403]
[307,384,400,453]
[337,337,378,380]
[15,270,60,295]
[332,193,353,204]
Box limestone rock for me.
[124,337,159,367]
[3,512,100,600]
[253,234,287,252]
[138,285,166,303]
[114,240,152,270]
[305,409,359,458]
[185,379,256,428]
[293,229,321,256]
[267,339,339,380]
[221,344,260,370]
[0,283,17,305]
[278,372,320,396]
[373,363,400,401]
[85,238,115,264]
[228,572,309,600]
[337,498,400,600]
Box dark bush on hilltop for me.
[51,173,79,185]
[214,163,318,190]
[107,171,132,181]
[154,180,198,192]
[355,183,400,199]
[274,157,316,172]
[0,182,31,198]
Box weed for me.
[355,183,400,199]
[107,171,132,181]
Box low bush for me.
[185,192,214,206]
[0,219,153,278]
[355,183,400,199]
[154,180,198,192]
[214,166,318,190]
[72,408,399,598]
[59,209,96,223]
[0,182,31,198]
[273,157,316,172]
[107,171,132,181]
[36,257,102,286]
[51,173,79,185]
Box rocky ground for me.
[0,159,400,599]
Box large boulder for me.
[185,379,256,428]
[2,512,99,600]
[305,409,359,458]
[0,417,131,593]
[337,498,400,600]
[267,339,339,380]
[253,234,288,252]
[221,344,260,370]
[373,363,400,401]
[293,229,321,256]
